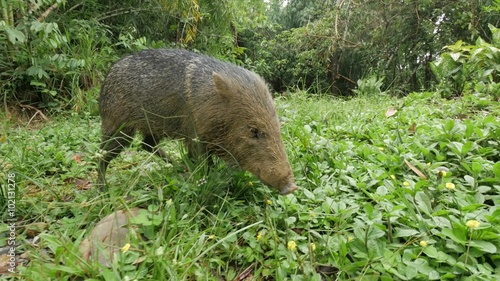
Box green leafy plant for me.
[431,24,500,100]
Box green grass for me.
[1,91,499,280]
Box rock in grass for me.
[79,208,142,267]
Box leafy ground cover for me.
[0,91,499,280]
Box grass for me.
[1,91,499,280]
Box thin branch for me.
[37,3,58,22]
[19,104,49,124]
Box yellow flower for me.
[266,199,272,205]
[436,167,449,177]
[445,182,455,190]
[403,181,410,186]
[248,181,253,187]
[419,240,428,247]
[390,175,396,180]
[426,162,431,166]
[378,147,385,151]
[466,220,480,229]
[256,232,263,241]
[287,240,297,251]
[310,243,316,251]
[208,234,216,240]
[121,243,131,253]
[347,236,354,242]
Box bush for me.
[431,24,500,100]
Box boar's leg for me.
[97,129,133,186]
[141,134,170,161]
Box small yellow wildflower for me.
[266,199,272,205]
[256,232,263,241]
[436,167,449,177]
[208,235,216,240]
[121,243,131,253]
[378,147,385,151]
[403,181,410,186]
[347,236,354,242]
[390,175,396,180]
[445,182,455,190]
[248,181,253,187]
[466,220,481,229]
[426,162,431,166]
[310,243,316,251]
[419,240,428,247]
[287,240,297,251]
[0,136,5,143]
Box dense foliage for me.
[1,1,500,280]
[1,92,499,280]
[1,0,499,108]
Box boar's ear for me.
[213,72,235,100]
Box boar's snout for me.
[279,182,298,195]
[256,166,298,195]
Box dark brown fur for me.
[97,49,298,194]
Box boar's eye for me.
[250,127,264,139]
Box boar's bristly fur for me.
[97,49,298,195]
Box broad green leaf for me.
[492,162,500,178]
[404,264,418,280]
[464,175,475,187]
[443,119,455,132]
[424,246,457,264]
[490,24,500,45]
[412,258,440,279]
[415,191,432,215]
[450,52,461,61]
[468,240,497,253]
[441,227,467,244]
[6,27,26,44]
[367,225,386,240]
[462,141,474,155]
[394,228,419,238]
[376,185,388,196]
[285,216,297,225]
[471,162,483,173]
[302,188,315,200]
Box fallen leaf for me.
[75,178,92,190]
[404,159,428,180]
[234,263,254,281]
[0,254,14,274]
[385,107,397,118]
[24,222,49,238]
[72,154,82,163]
[408,123,417,134]
[316,264,339,278]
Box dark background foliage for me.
[1,0,499,109]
